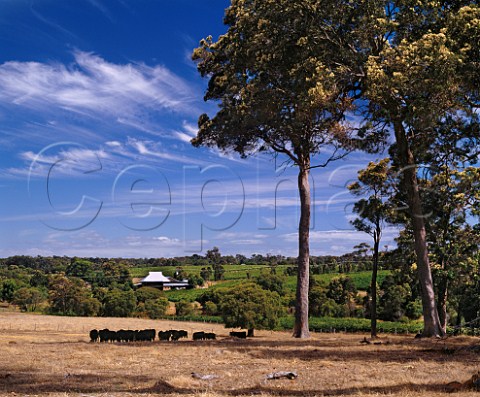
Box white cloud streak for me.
[0,50,197,119]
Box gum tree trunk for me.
[371,227,380,339]
[437,277,448,333]
[393,120,445,337]
[293,163,311,338]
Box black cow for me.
[158,330,171,341]
[192,331,205,341]
[170,329,188,341]
[230,331,247,339]
[89,329,99,342]
[205,332,216,340]
[146,329,156,341]
[117,329,128,342]
[98,328,111,343]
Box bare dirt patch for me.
[0,312,479,396]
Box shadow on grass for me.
[0,372,453,395]
[66,335,479,365]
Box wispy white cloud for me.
[282,227,401,248]
[85,0,115,21]
[0,50,198,121]
[1,230,207,258]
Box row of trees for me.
[2,273,171,319]
[4,255,480,334]
[0,250,376,272]
[192,0,479,337]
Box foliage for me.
[48,274,97,316]
[206,247,222,265]
[326,277,357,305]
[203,301,219,316]
[309,287,345,318]
[175,300,195,316]
[188,274,205,288]
[76,296,102,317]
[144,297,169,319]
[255,271,286,295]
[218,283,284,333]
[278,316,425,334]
[200,267,213,281]
[1,279,20,302]
[135,287,164,303]
[13,287,46,312]
[377,275,422,322]
[102,289,136,317]
[349,158,395,336]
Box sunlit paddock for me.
[0,312,480,397]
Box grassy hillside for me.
[162,270,391,302]
[133,264,390,290]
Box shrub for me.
[102,289,136,317]
[219,282,284,336]
[204,301,219,316]
[135,287,164,303]
[145,297,169,319]
[175,300,195,316]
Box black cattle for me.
[192,331,205,341]
[117,329,128,342]
[230,331,247,339]
[170,330,181,341]
[92,328,156,343]
[146,329,156,341]
[205,332,216,340]
[158,330,171,341]
[126,330,135,342]
[170,329,188,341]
[98,328,110,343]
[98,329,118,343]
[108,330,118,342]
[135,329,155,342]
[89,329,99,342]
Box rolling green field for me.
[151,268,391,302]
[132,264,389,288]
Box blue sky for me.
[0,0,398,258]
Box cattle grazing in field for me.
[158,329,188,342]
[230,331,247,339]
[92,328,156,343]
[98,328,111,343]
[89,329,99,342]
[170,329,188,341]
[193,331,216,341]
[205,332,216,340]
[158,330,171,341]
[192,331,205,341]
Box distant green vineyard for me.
[131,264,390,290]
[149,269,392,302]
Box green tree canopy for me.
[13,287,46,312]
[135,287,164,303]
[218,283,283,336]
[102,289,136,317]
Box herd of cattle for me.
[89,328,248,343]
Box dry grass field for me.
[0,313,480,397]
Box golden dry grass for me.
[0,312,480,397]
